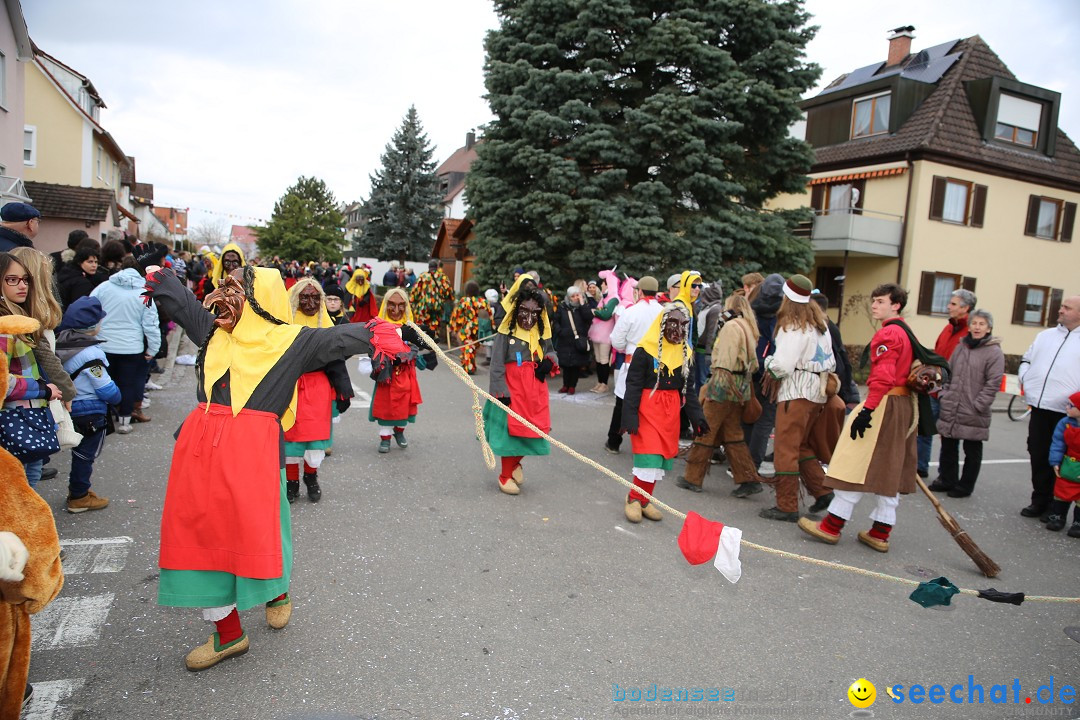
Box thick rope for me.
[407,322,1080,605]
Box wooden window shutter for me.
[810,185,825,212]
[917,271,935,315]
[929,177,946,221]
[1012,285,1028,325]
[1047,288,1064,327]
[1062,202,1076,242]
[962,276,976,293]
[1024,195,1041,237]
[971,185,987,228]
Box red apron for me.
[283,371,333,443]
[505,361,550,438]
[630,388,681,459]
[371,363,422,422]
[159,403,284,579]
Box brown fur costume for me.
[0,315,64,717]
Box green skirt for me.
[158,472,292,611]
[482,400,550,457]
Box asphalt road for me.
[25,351,1080,720]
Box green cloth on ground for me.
[158,472,292,611]
[909,576,960,608]
[482,399,550,457]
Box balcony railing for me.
[810,208,903,257]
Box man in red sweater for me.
[920,289,974,481]
[799,283,918,553]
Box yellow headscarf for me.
[345,268,370,298]
[377,287,414,325]
[638,270,700,373]
[288,277,333,329]
[497,274,551,359]
[211,242,247,286]
[202,266,303,430]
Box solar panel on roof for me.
[902,54,960,85]
[818,62,885,95]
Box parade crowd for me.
[0,196,1077,697]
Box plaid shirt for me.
[1,334,50,408]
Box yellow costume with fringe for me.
[202,267,302,431]
[345,269,371,299]
[638,270,700,372]
[498,274,551,359]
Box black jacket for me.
[826,319,860,405]
[551,300,593,367]
[621,347,705,433]
[56,261,103,310]
[0,227,33,252]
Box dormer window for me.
[995,93,1041,147]
[851,92,890,138]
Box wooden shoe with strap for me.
[640,501,662,521]
[498,477,520,495]
[857,530,889,553]
[511,464,524,485]
[184,633,249,671]
[624,499,643,523]
[266,595,292,629]
[797,516,840,544]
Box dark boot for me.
[286,481,300,504]
[303,472,321,502]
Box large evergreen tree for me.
[258,176,345,261]
[466,0,821,288]
[358,106,443,262]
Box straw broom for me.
[915,476,1000,577]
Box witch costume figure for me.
[483,278,558,496]
[283,278,353,503]
[144,266,375,671]
[364,287,437,453]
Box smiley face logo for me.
[848,678,876,708]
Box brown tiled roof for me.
[436,141,480,204]
[24,182,115,222]
[121,155,136,186]
[131,182,154,204]
[810,36,1080,190]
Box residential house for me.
[23,42,130,252]
[228,224,258,259]
[432,131,480,292]
[0,0,31,204]
[342,200,363,251]
[152,206,188,247]
[769,28,1080,358]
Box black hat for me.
[323,285,345,300]
[1,202,40,222]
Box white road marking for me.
[929,459,1028,466]
[22,678,85,720]
[31,594,114,650]
[59,537,132,575]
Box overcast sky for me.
[21,0,1080,234]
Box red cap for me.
[1069,391,1080,410]
[677,511,724,565]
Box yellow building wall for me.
[901,159,1080,356]
[23,63,83,186]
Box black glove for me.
[535,358,553,381]
[850,407,874,440]
[497,395,511,407]
[335,397,351,414]
[694,419,711,437]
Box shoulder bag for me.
[0,405,61,462]
[568,306,590,354]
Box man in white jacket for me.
[1018,295,1080,519]
[605,276,663,454]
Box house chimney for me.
[887,26,915,67]
[466,131,476,150]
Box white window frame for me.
[96,146,102,179]
[851,91,891,139]
[1035,197,1062,240]
[0,51,7,110]
[23,126,36,167]
[995,93,1041,148]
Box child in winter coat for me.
[54,297,121,513]
[1046,390,1080,535]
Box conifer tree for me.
[466,0,821,288]
[257,176,345,261]
[358,106,443,262]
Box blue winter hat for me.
[59,296,106,331]
[1,202,40,222]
